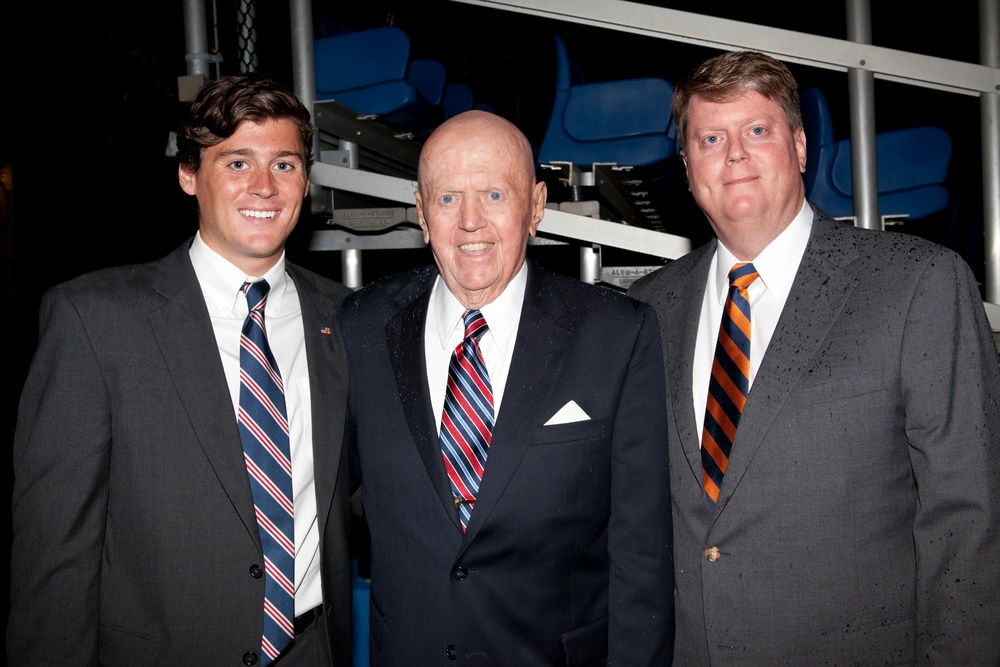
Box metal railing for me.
[180,0,1000,328]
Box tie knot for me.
[462,309,489,342]
[242,279,271,312]
[728,263,759,290]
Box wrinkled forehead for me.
[420,129,534,193]
[685,91,791,133]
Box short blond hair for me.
[673,51,802,151]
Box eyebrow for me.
[697,114,777,131]
[216,148,305,161]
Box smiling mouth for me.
[239,209,277,219]
[459,242,494,252]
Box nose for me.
[458,198,485,231]
[250,168,276,197]
[726,135,747,163]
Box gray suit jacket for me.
[341,261,674,666]
[9,240,354,666]
[629,206,1000,665]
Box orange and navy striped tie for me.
[702,262,759,508]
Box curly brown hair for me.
[176,74,314,175]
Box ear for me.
[679,150,691,192]
[178,165,197,195]
[794,127,807,173]
[528,181,547,237]
[414,190,430,244]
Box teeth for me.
[240,209,277,219]
[460,243,493,251]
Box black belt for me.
[294,606,322,635]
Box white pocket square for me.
[544,400,591,426]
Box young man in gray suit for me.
[629,50,1000,664]
[340,110,674,665]
[9,74,353,666]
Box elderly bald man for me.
[340,110,675,666]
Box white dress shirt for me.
[189,232,321,615]
[693,201,813,441]
[424,262,528,432]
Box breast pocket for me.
[793,369,885,406]
[531,417,610,446]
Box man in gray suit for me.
[629,51,1000,664]
[9,74,353,666]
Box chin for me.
[721,203,768,224]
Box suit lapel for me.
[461,263,575,543]
[716,213,860,510]
[664,245,716,488]
[292,266,349,537]
[147,244,260,546]
[385,270,460,524]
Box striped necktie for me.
[238,280,295,664]
[439,309,494,531]
[702,263,759,508]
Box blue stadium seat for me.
[314,26,444,134]
[444,82,474,119]
[408,58,447,108]
[800,86,952,221]
[352,557,371,667]
[538,35,676,168]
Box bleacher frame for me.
[179,0,1000,326]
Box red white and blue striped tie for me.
[702,263,758,508]
[440,309,494,531]
[238,280,295,664]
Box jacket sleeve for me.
[901,248,1000,664]
[8,285,109,666]
[607,302,675,665]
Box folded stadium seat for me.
[443,82,474,119]
[443,82,498,119]
[538,35,676,169]
[537,35,678,232]
[800,86,952,222]
[407,58,446,108]
[316,17,351,38]
[405,58,448,134]
[314,26,445,135]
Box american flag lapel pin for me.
[319,326,332,335]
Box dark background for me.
[1,0,988,652]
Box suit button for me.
[249,564,263,578]
[704,547,721,562]
[242,651,258,665]
[452,566,468,581]
[446,644,457,660]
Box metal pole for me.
[845,0,881,230]
[342,250,363,290]
[289,0,315,111]
[980,0,1000,303]
[182,0,210,78]
[579,246,600,284]
[289,0,362,287]
[289,0,326,208]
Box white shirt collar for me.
[430,261,527,350]
[189,231,290,317]
[713,200,813,304]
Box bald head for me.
[418,110,536,194]
[414,110,546,309]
